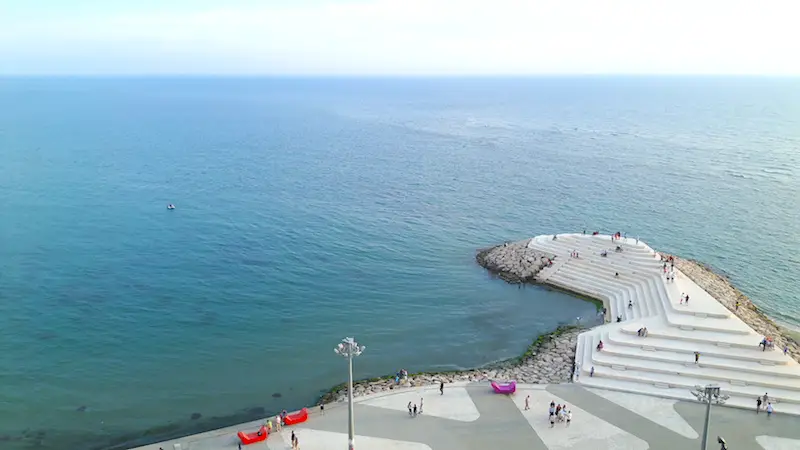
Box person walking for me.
[756,397,762,413]
[413,404,418,417]
[275,414,282,432]
[694,352,700,364]
[419,397,423,414]
[291,431,296,450]
[566,410,572,427]
[735,301,740,311]
[766,402,774,418]
[440,381,444,395]
[407,401,413,416]
[524,395,530,411]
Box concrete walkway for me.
[131,383,800,450]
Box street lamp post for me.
[691,384,729,450]
[334,337,365,450]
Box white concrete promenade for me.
[528,233,800,416]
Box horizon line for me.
[2,73,799,78]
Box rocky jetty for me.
[319,326,580,404]
[672,255,800,363]
[476,239,554,283]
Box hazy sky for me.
[1,0,798,75]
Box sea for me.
[0,77,798,450]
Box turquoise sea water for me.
[0,77,798,449]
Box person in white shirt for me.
[566,410,572,427]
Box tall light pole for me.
[691,384,729,450]
[334,337,365,450]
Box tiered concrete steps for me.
[529,233,800,416]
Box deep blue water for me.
[0,77,798,450]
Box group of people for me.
[395,368,409,384]
[547,400,572,427]
[680,293,690,305]
[570,250,581,258]
[757,336,790,354]
[407,398,424,417]
[756,393,775,417]
[636,327,649,337]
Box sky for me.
[0,0,798,75]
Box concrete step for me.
[576,376,800,416]
[606,327,792,365]
[590,342,800,392]
[587,361,800,405]
[601,339,800,378]
[620,323,759,348]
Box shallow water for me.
[0,77,798,449]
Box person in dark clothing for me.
[756,396,762,413]
[440,381,444,395]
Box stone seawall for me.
[475,239,554,283]
[318,326,580,404]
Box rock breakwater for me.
[475,239,554,283]
[318,326,580,404]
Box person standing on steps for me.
[756,396,762,413]
[694,352,700,364]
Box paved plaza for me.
[133,383,800,450]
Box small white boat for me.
[167,204,175,210]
